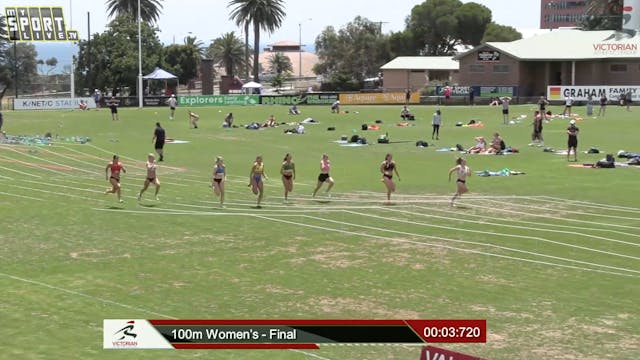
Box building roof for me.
[455,29,640,61]
[380,56,459,71]
[270,41,301,47]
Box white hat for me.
[171,94,175,97]
[569,119,576,125]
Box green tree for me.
[268,52,292,75]
[481,22,522,43]
[227,0,287,82]
[0,15,14,98]
[4,43,38,95]
[580,0,623,30]
[407,0,462,55]
[106,0,164,23]
[184,36,206,58]
[314,16,392,83]
[163,44,199,84]
[455,2,492,46]
[207,32,249,79]
[75,15,164,95]
[228,3,252,80]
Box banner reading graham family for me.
[547,86,640,102]
[178,95,259,107]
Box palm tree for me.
[268,52,292,75]
[228,5,252,80]
[106,0,164,23]
[227,0,286,82]
[208,32,249,79]
[184,36,206,58]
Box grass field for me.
[1,102,639,360]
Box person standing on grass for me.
[469,88,475,106]
[537,96,549,114]
[280,153,296,204]
[249,155,268,208]
[501,97,510,124]
[108,97,119,121]
[137,153,160,201]
[448,157,470,207]
[432,109,442,140]
[567,119,579,162]
[166,94,177,120]
[531,110,544,147]
[105,155,127,203]
[598,94,608,117]
[188,109,199,129]
[405,88,411,105]
[312,153,334,198]
[563,96,573,116]
[152,122,166,162]
[212,156,226,207]
[625,90,633,111]
[380,153,400,202]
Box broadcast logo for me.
[112,321,139,348]
[5,6,78,41]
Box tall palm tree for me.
[268,52,292,75]
[228,5,252,80]
[227,0,286,82]
[208,32,249,79]
[184,35,206,58]
[106,0,164,23]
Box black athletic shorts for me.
[318,173,330,182]
[155,141,165,150]
[568,138,578,148]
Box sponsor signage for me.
[436,86,516,97]
[476,86,517,97]
[547,85,640,101]
[14,97,96,110]
[592,42,638,56]
[339,92,420,105]
[260,93,338,105]
[477,50,500,62]
[5,6,78,41]
[178,95,259,107]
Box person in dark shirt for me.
[567,119,579,162]
[152,122,166,162]
[108,97,119,121]
[598,94,608,117]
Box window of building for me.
[610,64,628,73]
[493,65,509,73]
[470,64,484,73]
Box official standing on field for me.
[153,122,166,162]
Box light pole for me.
[298,18,311,80]
[69,0,75,98]
[137,0,143,108]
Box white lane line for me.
[2,146,97,175]
[0,173,14,180]
[380,207,640,247]
[0,272,175,319]
[343,210,640,261]
[0,162,43,178]
[251,215,637,278]
[536,195,640,212]
[0,153,71,176]
[0,191,45,201]
[478,198,640,221]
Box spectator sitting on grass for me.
[467,136,487,154]
[289,104,301,115]
[400,105,414,120]
[487,133,505,154]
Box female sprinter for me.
[137,153,160,201]
[105,155,127,203]
[280,153,296,203]
[312,153,334,198]
[380,153,400,202]
[249,155,268,208]
[212,156,226,207]
[448,157,471,207]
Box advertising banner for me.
[260,93,338,105]
[14,97,96,110]
[339,92,420,105]
[435,86,516,97]
[178,95,259,107]
[547,85,640,101]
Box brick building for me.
[540,0,588,29]
[454,29,640,97]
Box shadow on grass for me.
[138,204,158,208]
[106,205,125,210]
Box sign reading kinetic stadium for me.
[5,6,78,41]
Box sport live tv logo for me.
[5,7,78,41]
[103,319,173,349]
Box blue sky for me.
[2,0,542,67]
